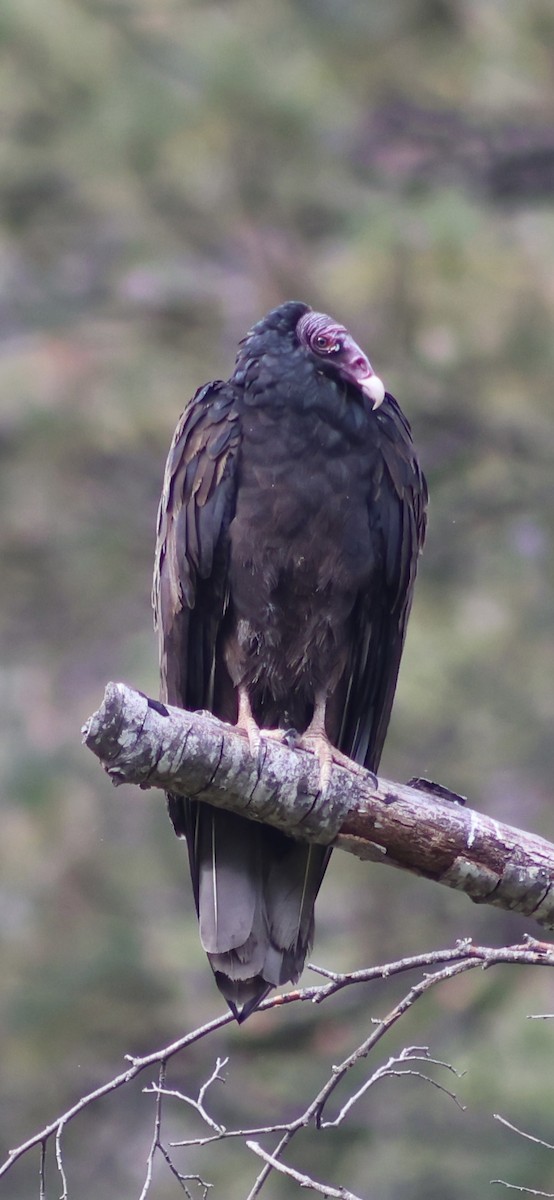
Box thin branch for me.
[171,1122,293,1150]
[245,1129,294,1200]
[0,1009,235,1182]
[492,1113,554,1195]
[146,1057,228,1135]
[302,938,554,1010]
[139,1060,166,1200]
[491,1185,554,1196]
[245,959,478,1197]
[38,1141,46,1200]
[314,960,475,1129]
[494,1114,554,1153]
[324,1048,465,1128]
[156,1145,212,1200]
[246,1141,363,1200]
[54,1121,68,1200]
[83,683,554,933]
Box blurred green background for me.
[1,0,554,1196]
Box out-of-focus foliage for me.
[1,0,554,1196]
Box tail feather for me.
[214,974,272,1023]
[196,809,262,955]
[188,806,329,1019]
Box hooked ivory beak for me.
[360,373,385,409]
[340,334,386,410]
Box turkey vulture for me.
[153,300,427,1020]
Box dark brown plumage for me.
[153,300,427,1020]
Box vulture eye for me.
[313,333,341,354]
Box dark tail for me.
[172,799,330,1020]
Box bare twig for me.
[157,1148,213,1200]
[54,1121,68,1200]
[494,1114,554,1152]
[491,1185,554,1196]
[322,1048,465,1128]
[0,1010,235,1184]
[146,1058,228,1135]
[246,1141,363,1200]
[492,1113,554,1195]
[313,960,474,1129]
[244,958,481,1198]
[38,1142,46,1200]
[303,938,554,1009]
[139,1060,166,1200]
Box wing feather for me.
[339,395,427,773]
[153,380,241,710]
[153,380,241,880]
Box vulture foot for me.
[295,730,368,797]
[236,688,292,762]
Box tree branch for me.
[83,682,554,934]
[4,942,554,1191]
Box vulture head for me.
[237,301,386,410]
[295,308,385,409]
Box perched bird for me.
[153,300,427,1020]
